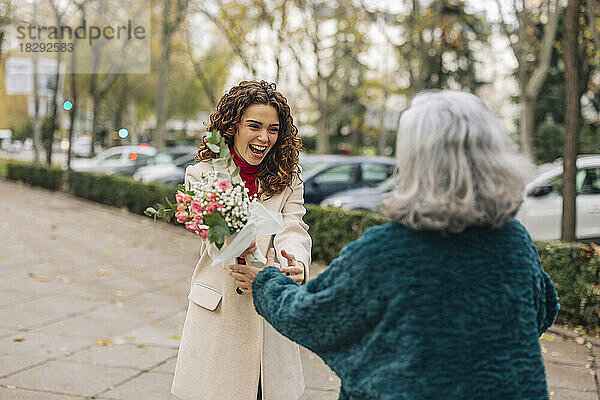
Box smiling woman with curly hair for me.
[171,80,312,400]
[196,80,302,198]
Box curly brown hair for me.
[196,80,302,198]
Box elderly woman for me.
[171,81,311,400]
[230,90,560,399]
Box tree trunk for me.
[520,93,535,160]
[91,95,101,151]
[561,0,581,242]
[316,114,328,154]
[154,0,172,151]
[31,1,41,164]
[46,34,63,165]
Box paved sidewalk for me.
[0,179,597,400]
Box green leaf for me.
[144,207,157,215]
[204,211,227,227]
[207,142,220,153]
[217,172,229,180]
[220,143,231,160]
[207,130,220,145]
[212,159,227,169]
[232,166,240,177]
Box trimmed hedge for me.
[305,204,389,263]
[68,170,177,216]
[0,158,8,177]
[536,241,600,329]
[5,160,600,331]
[6,159,64,190]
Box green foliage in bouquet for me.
[144,130,244,249]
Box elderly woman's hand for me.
[228,248,275,294]
[280,250,305,285]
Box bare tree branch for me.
[526,0,560,98]
[587,0,600,51]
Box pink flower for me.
[175,190,192,204]
[185,221,199,233]
[197,228,208,240]
[217,179,233,191]
[206,192,217,202]
[190,201,203,213]
[177,203,186,211]
[193,213,203,223]
[205,201,223,214]
[175,211,189,223]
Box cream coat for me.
[171,160,312,400]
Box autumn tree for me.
[495,0,561,159]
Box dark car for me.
[302,156,397,204]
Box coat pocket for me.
[188,282,223,311]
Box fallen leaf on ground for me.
[135,343,150,348]
[6,385,16,389]
[96,269,108,276]
[28,272,51,282]
[95,338,113,346]
[169,335,181,340]
[12,337,24,342]
[576,336,586,345]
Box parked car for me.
[133,151,197,185]
[113,145,196,176]
[302,156,397,204]
[516,155,600,241]
[70,145,157,174]
[70,136,102,158]
[299,154,347,176]
[320,175,400,212]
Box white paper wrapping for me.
[209,200,284,268]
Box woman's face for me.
[233,103,280,165]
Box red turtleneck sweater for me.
[231,147,259,197]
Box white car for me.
[517,155,600,241]
[70,145,157,174]
[133,152,197,184]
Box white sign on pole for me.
[5,58,32,95]
[5,57,65,96]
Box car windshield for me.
[300,160,331,175]
[174,153,197,168]
[149,153,175,165]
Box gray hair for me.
[380,90,534,233]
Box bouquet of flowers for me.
[144,130,283,267]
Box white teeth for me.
[249,144,267,151]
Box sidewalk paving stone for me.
[60,343,177,370]
[97,372,180,400]
[0,360,138,398]
[0,295,100,330]
[33,314,143,340]
[148,357,177,375]
[0,386,86,399]
[545,362,596,392]
[548,388,597,400]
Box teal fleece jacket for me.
[252,220,559,400]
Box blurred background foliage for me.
[0,0,598,162]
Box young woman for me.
[171,80,312,400]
